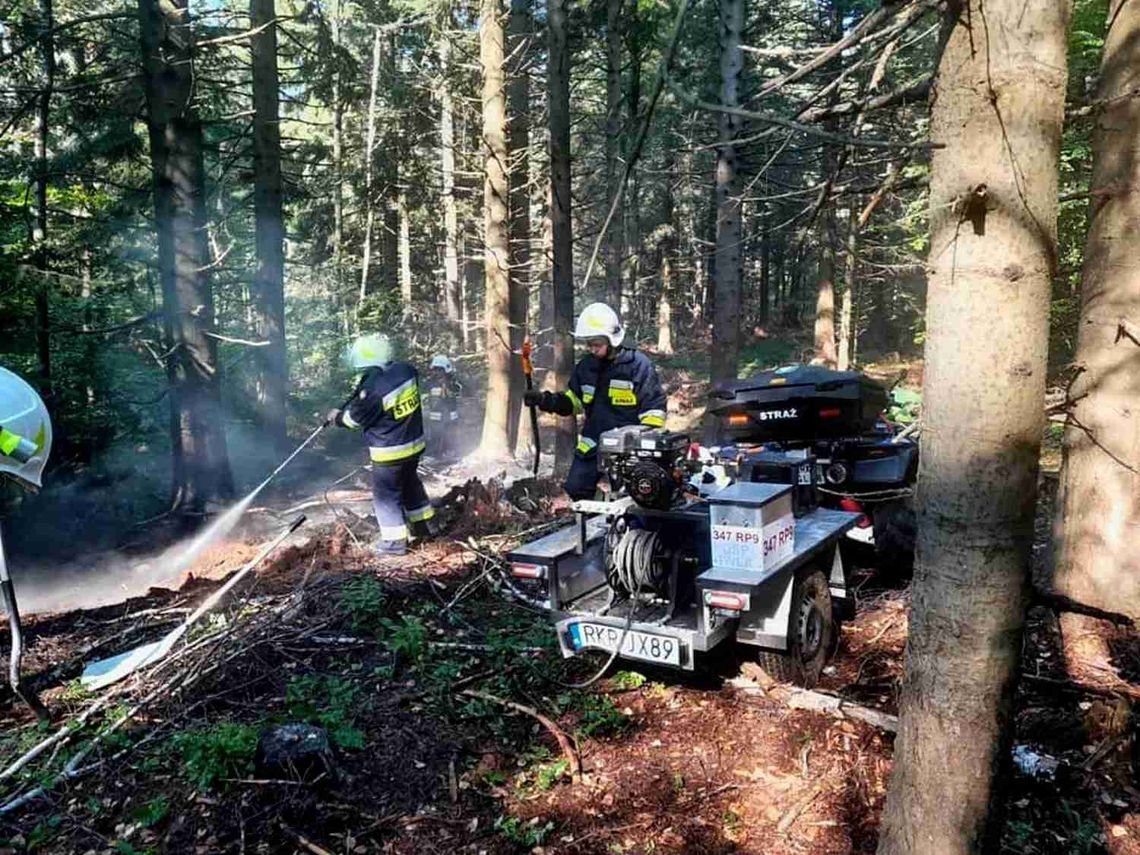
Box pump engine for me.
[597,426,692,510]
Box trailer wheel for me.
[753,567,834,689]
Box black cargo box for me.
[708,365,888,443]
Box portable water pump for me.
[597,425,693,510]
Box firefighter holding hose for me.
[0,366,52,719]
[524,303,667,500]
[326,335,436,556]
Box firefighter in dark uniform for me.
[327,334,436,556]
[424,354,461,458]
[524,303,667,499]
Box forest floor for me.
[0,474,1138,855]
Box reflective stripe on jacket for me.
[566,348,666,453]
[340,363,425,464]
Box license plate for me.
[568,622,681,666]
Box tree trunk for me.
[440,27,462,347]
[657,149,676,355]
[479,0,513,457]
[32,0,54,400]
[709,0,743,383]
[759,217,770,326]
[623,44,641,322]
[813,221,838,367]
[876,0,1070,850]
[331,0,347,334]
[603,0,623,309]
[837,213,856,371]
[506,0,532,451]
[250,0,288,452]
[547,0,575,472]
[398,187,412,304]
[538,180,555,374]
[1050,0,1140,621]
[359,26,382,305]
[138,0,234,512]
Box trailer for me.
[508,479,860,687]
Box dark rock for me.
[255,723,336,784]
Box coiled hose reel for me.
[604,517,671,596]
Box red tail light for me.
[839,497,872,528]
[705,591,747,611]
[819,408,842,418]
[510,562,545,579]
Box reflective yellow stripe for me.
[341,409,361,429]
[406,504,435,523]
[565,389,584,415]
[380,524,409,540]
[0,429,21,456]
[369,438,426,463]
[639,414,665,427]
[385,381,420,420]
[576,436,597,455]
[608,387,637,407]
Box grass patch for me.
[171,722,259,790]
[285,674,365,750]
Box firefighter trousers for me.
[371,454,435,546]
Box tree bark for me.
[440,27,462,347]
[359,27,382,306]
[603,0,624,310]
[250,0,288,452]
[32,0,54,400]
[506,0,532,451]
[398,187,412,304]
[137,0,234,512]
[813,219,838,367]
[876,0,1070,850]
[837,213,856,371]
[331,0,347,334]
[1050,0,1140,621]
[623,44,641,322]
[709,0,743,383]
[547,0,575,472]
[479,0,513,456]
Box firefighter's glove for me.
[325,408,343,427]
[523,390,545,409]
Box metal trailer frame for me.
[506,495,860,672]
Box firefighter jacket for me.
[543,347,666,457]
[424,374,461,424]
[337,363,426,464]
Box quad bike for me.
[705,365,918,576]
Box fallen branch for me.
[283,825,335,855]
[729,678,898,732]
[776,785,825,835]
[460,689,581,783]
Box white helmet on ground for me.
[347,334,394,370]
[429,354,454,373]
[574,302,624,348]
[0,366,52,489]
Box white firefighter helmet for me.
[0,366,52,489]
[429,354,454,373]
[347,334,394,370]
[574,302,624,347]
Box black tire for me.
[752,567,834,689]
[872,499,916,578]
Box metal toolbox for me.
[706,481,796,574]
